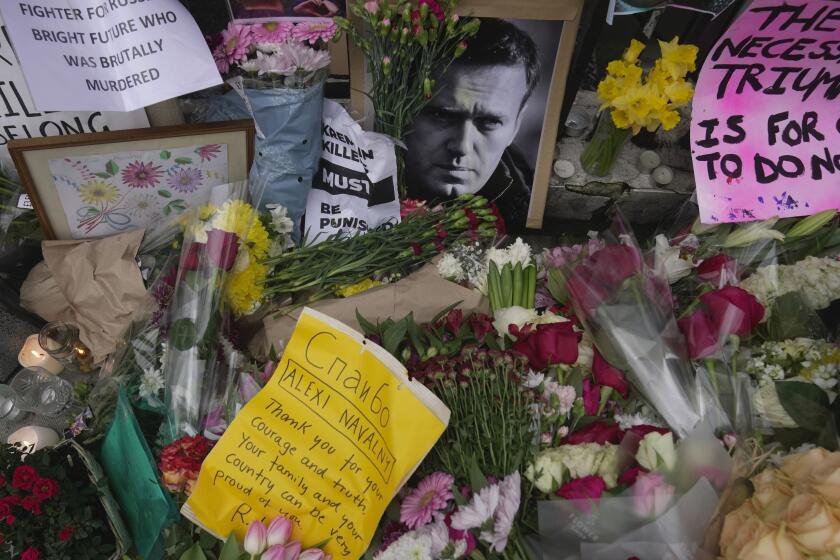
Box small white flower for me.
[138,367,164,400]
[374,531,433,560]
[436,253,465,282]
[521,370,545,389]
[653,234,693,284]
[492,306,537,335]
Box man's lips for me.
[435,164,475,177]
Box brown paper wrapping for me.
[20,230,152,363]
[250,263,489,358]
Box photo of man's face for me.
[404,64,529,198]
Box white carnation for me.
[436,253,465,282]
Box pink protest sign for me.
[691,0,840,223]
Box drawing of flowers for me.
[79,181,119,205]
[122,161,163,189]
[125,192,161,218]
[167,168,203,193]
[196,144,223,162]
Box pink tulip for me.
[243,520,267,555]
[283,541,302,560]
[261,545,287,560]
[266,516,293,547]
[299,550,329,560]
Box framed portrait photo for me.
[9,120,255,240]
[226,0,347,22]
[349,0,584,231]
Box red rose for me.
[31,477,59,501]
[563,421,623,445]
[20,546,39,560]
[181,242,204,271]
[469,313,494,341]
[11,465,37,491]
[445,309,463,335]
[512,321,579,371]
[592,350,630,399]
[697,254,737,287]
[556,475,607,511]
[587,244,643,288]
[582,378,601,416]
[21,496,41,515]
[699,286,764,337]
[618,465,647,486]
[205,229,239,271]
[59,525,75,542]
[677,308,721,360]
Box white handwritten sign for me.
[0,0,221,113]
[0,18,148,169]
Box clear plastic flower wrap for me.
[160,181,263,442]
[536,429,732,560]
[556,215,710,438]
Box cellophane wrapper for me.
[160,181,256,442]
[537,430,732,560]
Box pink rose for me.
[632,472,675,517]
[592,350,630,399]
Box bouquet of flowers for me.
[158,435,215,497]
[0,443,119,559]
[582,37,698,176]
[161,183,267,442]
[203,21,334,234]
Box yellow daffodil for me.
[659,36,698,72]
[79,181,119,205]
[623,39,646,64]
[665,80,694,105]
[597,76,622,108]
[611,108,633,129]
[658,109,681,130]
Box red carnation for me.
[21,496,42,515]
[511,321,580,371]
[592,350,630,399]
[0,502,10,519]
[20,546,40,560]
[556,475,607,512]
[697,254,737,287]
[563,421,623,445]
[11,465,37,491]
[444,308,463,335]
[31,477,59,501]
[59,525,75,542]
[469,313,494,341]
[5,515,15,525]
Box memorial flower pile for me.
[159,435,215,496]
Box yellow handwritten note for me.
[183,308,449,558]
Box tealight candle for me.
[553,159,575,179]
[639,150,661,174]
[18,335,64,375]
[652,165,674,186]
[7,425,60,454]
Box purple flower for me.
[121,160,163,189]
[167,167,203,193]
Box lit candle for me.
[7,426,60,453]
[18,335,64,375]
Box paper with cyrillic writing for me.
[692,0,840,223]
[0,16,147,169]
[0,0,221,112]
[183,308,449,559]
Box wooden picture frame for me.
[348,0,584,230]
[9,120,255,240]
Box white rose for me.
[557,443,618,485]
[525,449,564,494]
[636,431,677,472]
[597,444,620,488]
[492,306,537,335]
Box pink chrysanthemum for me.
[291,21,337,44]
[399,472,454,529]
[121,160,162,189]
[214,22,253,74]
[252,21,294,43]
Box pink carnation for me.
[400,472,454,529]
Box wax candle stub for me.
[639,150,661,173]
[18,335,64,375]
[652,165,674,185]
[7,426,61,453]
[553,159,575,179]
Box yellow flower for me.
[665,80,694,106]
[212,199,259,238]
[247,218,270,260]
[334,278,382,298]
[658,109,681,130]
[623,39,646,64]
[611,109,632,129]
[198,204,216,221]
[226,260,267,316]
[658,37,699,79]
[597,76,622,106]
[79,181,119,205]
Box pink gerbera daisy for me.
[252,21,294,43]
[291,21,338,44]
[399,472,454,529]
[196,144,223,162]
[121,161,163,189]
[215,22,253,73]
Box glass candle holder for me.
[10,368,72,416]
[0,385,25,421]
[39,321,94,371]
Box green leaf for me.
[218,534,242,560]
[163,205,172,216]
[199,530,218,550]
[355,309,378,336]
[767,292,827,340]
[468,455,489,492]
[382,317,408,355]
[175,157,193,165]
[105,160,119,175]
[171,318,198,351]
[158,189,172,198]
[776,381,832,432]
[431,301,462,325]
[94,172,112,179]
[179,543,207,560]
[546,268,568,305]
[160,150,172,159]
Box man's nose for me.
[444,121,474,158]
